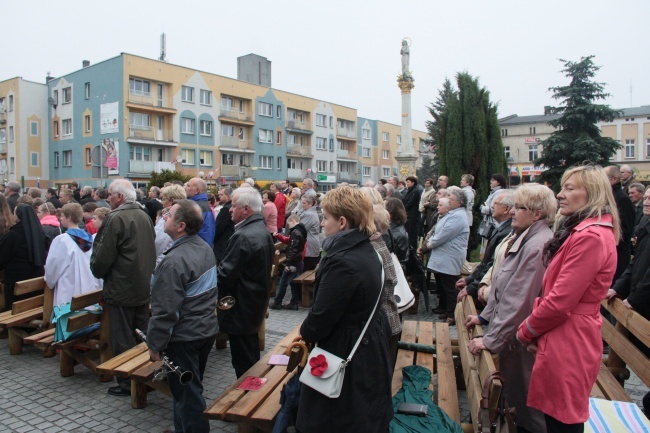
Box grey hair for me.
[110,180,136,203]
[302,178,314,188]
[82,186,93,195]
[385,183,395,195]
[448,188,467,208]
[439,198,451,209]
[498,190,514,208]
[291,188,302,199]
[437,188,449,197]
[233,187,262,214]
[7,181,20,193]
[221,186,233,197]
[244,177,255,187]
[149,186,161,197]
[629,183,645,194]
[301,194,316,206]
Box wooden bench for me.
[0,277,53,355]
[293,269,316,307]
[204,325,301,432]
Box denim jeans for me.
[273,263,302,305]
[166,335,216,433]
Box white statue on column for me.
[400,39,410,76]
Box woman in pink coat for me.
[517,165,620,432]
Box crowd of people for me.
[0,163,647,432]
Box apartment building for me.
[600,106,650,181]
[0,77,49,190]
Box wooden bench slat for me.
[131,360,166,381]
[228,366,289,421]
[69,289,103,311]
[53,329,100,349]
[113,352,152,378]
[416,321,435,383]
[14,277,46,296]
[436,322,460,423]
[66,310,101,332]
[11,295,44,315]
[97,342,148,374]
[593,363,632,402]
[250,370,297,426]
[603,298,650,350]
[601,318,650,387]
[455,302,483,433]
[0,308,44,328]
[23,328,55,346]
[391,320,417,396]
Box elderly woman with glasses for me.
[466,183,556,432]
[517,166,619,433]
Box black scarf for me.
[15,204,47,267]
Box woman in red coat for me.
[517,165,620,432]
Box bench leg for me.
[131,380,148,409]
[8,328,24,355]
[43,346,56,358]
[301,284,313,307]
[60,350,75,377]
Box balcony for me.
[128,126,177,146]
[0,142,5,154]
[129,160,176,175]
[288,168,304,180]
[336,149,356,160]
[0,112,5,125]
[127,91,176,113]
[218,106,254,125]
[219,136,254,151]
[337,171,358,183]
[221,165,241,177]
[285,120,313,135]
[286,145,313,158]
[336,127,357,140]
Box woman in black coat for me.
[0,204,47,310]
[296,187,392,433]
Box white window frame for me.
[382,167,391,178]
[316,137,326,150]
[181,86,194,103]
[199,150,212,166]
[84,115,91,133]
[129,78,151,96]
[130,113,150,129]
[181,118,195,134]
[382,132,389,142]
[54,152,59,168]
[528,145,539,162]
[200,89,212,106]
[258,129,273,143]
[276,105,282,119]
[30,152,39,167]
[382,150,389,159]
[63,150,72,167]
[181,149,195,165]
[504,146,511,159]
[329,139,334,152]
[8,126,14,142]
[62,119,72,136]
[317,160,327,172]
[363,166,371,177]
[221,124,235,137]
[221,96,234,108]
[85,82,90,99]
[62,87,72,104]
[200,120,212,136]
[288,134,297,145]
[646,138,650,159]
[625,139,635,159]
[30,121,39,136]
[8,95,14,111]
[362,129,371,139]
[258,102,272,117]
[316,114,326,127]
[276,131,282,145]
[260,155,273,169]
[397,135,402,145]
[362,147,370,158]
[277,157,282,170]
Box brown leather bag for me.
[478,371,516,433]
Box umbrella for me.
[272,340,309,433]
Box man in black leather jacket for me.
[217,187,274,377]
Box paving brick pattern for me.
[0,290,644,432]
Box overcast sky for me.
[3,0,649,132]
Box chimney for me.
[46,72,53,83]
[82,60,90,68]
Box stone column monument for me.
[395,38,418,180]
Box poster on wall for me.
[102,138,119,175]
[100,102,119,134]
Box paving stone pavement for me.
[0,291,645,432]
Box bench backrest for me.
[12,277,53,322]
[67,289,104,332]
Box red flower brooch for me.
[309,354,328,377]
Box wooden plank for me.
[603,298,650,350]
[416,321,435,381]
[392,320,417,396]
[69,289,103,310]
[602,319,650,387]
[11,295,44,315]
[131,360,166,381]
[205,325,301,421]
[66,311,101,332]
[13,277,46,296]
[0,308,43,328]
[43,285,54,328]
[436,322,461,423]
[97,342,148,374]
[228,366,289,421]
[250,370,296,428]
[455,302,481,433]
[113,352,152,378]
[24,328,55,345]
[593,363,632,402]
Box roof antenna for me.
[159,33,167,63]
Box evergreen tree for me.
[416,154,436,182]
[429,73,506,206]
[426,79,453,181]
[147,169,192,188]
[537,56,621,190]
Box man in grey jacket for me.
[147,199,218,433]
[90,180,156,396]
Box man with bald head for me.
[185,177,215,248]
[604,165,636,280]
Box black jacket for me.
[283,223,307,268]
[612,182,635,280]
[46,196,62,209]
[145,199,163,224]
[213,201,235,262]
[217,214,274,335]
[613,217,650,320]
[297,230,392,433]
[466,218,512,298]
[402,184,423,231]
[383,222,409,263]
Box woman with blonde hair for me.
[517,165,619,432]
[296,187,392,433]
[0,194,15,237]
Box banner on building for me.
[100,102,119,134]
[102,138,119,175]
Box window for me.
[199,151,212,166]
[129,78,151,95]
[329,139,334,152]
[316,137,327,150]
[221,124,235,137]
[8,126,14,142]
[288,134,297,145]
[647,138,650,159]
[529,127,536,135]
[239,99,244,113]
[258,102,272,117]
[276,131,282,145]
[130,146,151,161]
[625,139,635,159]
[181,118,195,134]
[85,83,90,99]
[30,152,38,167]
[52,90,58,106]
[181,149,195,165]
[362,147,370,158]
[504,146,511,159]
[382,150,389,159]
[317,160,327,172]
[62,119,72,136]
[260,155,273,169]
[9,157,14,173]
[363,166,371,176]
[382,132,389,141]
[362,129,371,139]
[528,145,539,161]
[85,115,91,133]
[8,95,13,112]
[85,148,92,165]
[131,113,150,129]
[238,127,245,140]
[62,87,72,104]
[181,86,194,102]
[200,90,212,106]
[200,120,212,136]
[63,150,72,166]
[501,128,508,137]
[221,96,234,108]
[277,157,282,170]
[258,129,273,143]
[30,121,38,136]
[397,135,402,145]
[316,114,327,127]
[329,116,333,128]
[54,152,59,168]
[382,167,390,178]
[276,105,282,118]
[53,121,59,138]
[0,129,4,144]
